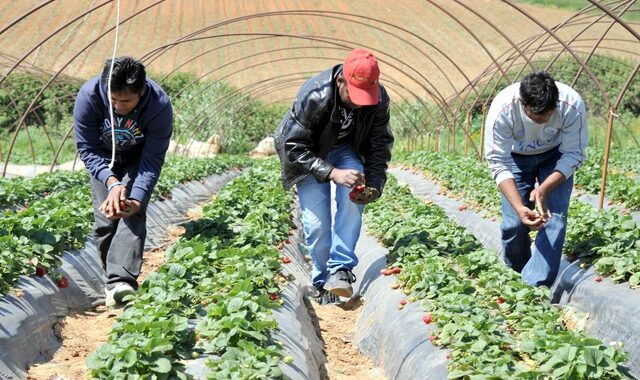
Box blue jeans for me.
[500,147,573,287]
[296,143,364,287]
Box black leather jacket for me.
[274,64,394,193]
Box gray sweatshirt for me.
[484,81,588,185]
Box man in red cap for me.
[275,49,394,304]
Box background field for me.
[3,0,639,102]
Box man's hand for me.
[99,184,127,220]
[118,199,142,218]
[529,187,552,222]
[515,205,545,230]
[350,186,380,205]
[329,168,365,188]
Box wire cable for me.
[107,0,121,169]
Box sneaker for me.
[325,269,357,298]
[311,286,342,306]
[105,282,135,307]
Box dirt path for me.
[26,223,189,380]
[310,298,386,380]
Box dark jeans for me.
[500,146,573,287]
[90,160,148,290]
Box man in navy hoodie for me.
[73,56,173,307]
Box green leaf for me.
[583,348,604,367]
[153,357,172,374]
[123,350,137,368]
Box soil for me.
[25,225,187,380]
[310,298,386,380]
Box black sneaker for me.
[311,285,342,305]
[325,269,357,298]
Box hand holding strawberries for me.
[349,184,380,205]
[99,177,141,219]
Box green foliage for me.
[0,120,77,165]
[164,72,287,154]
[565,201,640,285]
[365,176,632,378]
[88,159,293,378]
[398,149,640,285]
[0,169,88,210]
[575,147,640,210]
[514,0,640,21]
[0,155,249,296]
[0,73,80,130]
[152,154,251,201]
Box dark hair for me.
[100,56,146,94]
[519,71,558,114]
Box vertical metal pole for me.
[598,107,616,209]
[451,118,456,153]
[464,111,471,156]
[435,129,440,152]
[479,105,488,160]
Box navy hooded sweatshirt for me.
[73,76,173,203]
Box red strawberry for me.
[282,257,292,264]
[423,314,433,324]
[399,299,407,306]
[35,266,47,277]
[428,335,437,343]
[380,268,392,276]
[391,267,401,274]
[607,200,613,206]
[57,276,69,288]
[595,276,603,282]
[349,184,366,199]
[285,239,291,244]
[457,205,467,211]
[119,200,130,213]
[269,293,279,301]
[496,297,506,304]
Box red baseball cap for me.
[343,49,380,106]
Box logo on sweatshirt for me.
[102,116,145,149]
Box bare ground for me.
[25,224,187,380]
[310,298,386,380]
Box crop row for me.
[0,155,249,296]
[574,148,640,210]
[367,176,632,378]
[88,159,295,378]
[398,151,640,286]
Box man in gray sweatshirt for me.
[485,71,588,287]
[73,56,173,306]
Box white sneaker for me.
[105,282,135,307]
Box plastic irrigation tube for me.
[0,170,242,379]
[389,167,640,377]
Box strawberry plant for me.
[88,159,295,378]
[0,170,89,210]
[0,155,250,296]
[574,148,640,210]
[363,176,632,378]
[398,150,640,286]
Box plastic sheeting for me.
[352,233,448,379]
[390,167,640,376]
[182,203,328,380]
[0,170,242,379]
